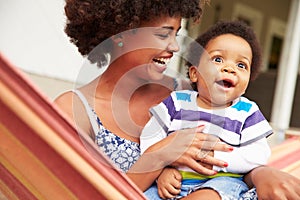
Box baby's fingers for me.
[158,186,180,199]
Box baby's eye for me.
[237,62,247,69]
[212,57,222,63]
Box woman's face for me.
[116,16,182,81]
[190,34,252,109]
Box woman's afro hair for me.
[64,0,208,56]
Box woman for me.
[55,0,300,199]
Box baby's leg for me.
[185,176,248,200]
[182,188,221,200]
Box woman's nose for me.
[167,38,180,52]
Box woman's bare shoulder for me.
[54,90,74,105]
[54,91,75,119]
[54,90,94,137]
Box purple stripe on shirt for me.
[172,109,243,134]
[242,110,266,130]
[163,96,176,120]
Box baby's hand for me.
[157,167,182,199]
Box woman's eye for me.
[155,31,171,39]
[237,63,247,69]
[213,57,222,63]
[156,33,169,39]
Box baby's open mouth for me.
[216,80,234,88]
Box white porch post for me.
[270,0,300,140]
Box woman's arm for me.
[244,166,300,199]
[128,126,232,191]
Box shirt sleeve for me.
[140,115,169,154]
[240,102,273,146]
[213,138,271,173]
[140,93,177,155]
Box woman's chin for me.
[147,65,167,81]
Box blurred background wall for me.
[0,0,299,135]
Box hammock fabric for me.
[0,53,146,200]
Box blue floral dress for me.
[73,90,141,173]
[95,116,141,172]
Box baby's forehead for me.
[205,34,252,51]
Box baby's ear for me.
[188,66,198,82]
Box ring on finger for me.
[197,149,210,160]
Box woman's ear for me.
[189,66,198,82]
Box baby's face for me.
[192,33,252,109]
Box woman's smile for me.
[152,56,172,73]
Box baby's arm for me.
[213,138,271,173]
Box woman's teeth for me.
[153,58,170,66]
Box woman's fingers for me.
[213,141,233,152]
[197,153,228,168]
[259,176,300,200]
[187,158,217,176]
[193,131,233,152]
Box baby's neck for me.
[196,96,233,110]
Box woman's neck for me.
[97,63,147,99]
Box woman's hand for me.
[157,167,182,199]
[245,166,300,200]
[128,126,232,191]
[163,126,232,175]
[131,126,232,174]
